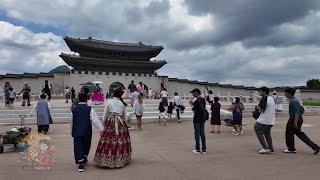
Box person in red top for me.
[210,97,221,133]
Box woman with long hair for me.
[94,88,131,168]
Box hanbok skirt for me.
[94,114,131,168]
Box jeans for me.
[285,118,318,151]
[73,135,92,164]
[254,122,274,151]
[194,122,206,151]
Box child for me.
[228,97,244,136]
[30,94,52,134]
[71,93,103,172]
[158,102,166,126]
[133,94,144,131]
[167,102,174,121]
[210,97,221,133]
[8,87,16,109]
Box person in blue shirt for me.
[283,87,319,155]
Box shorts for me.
[136,115,142,118]
[9,98,15,103]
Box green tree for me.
[306,79,320,89]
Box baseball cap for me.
[190,88,201,94]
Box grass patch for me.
[303,100,320,106]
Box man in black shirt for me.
[190,88,207,154]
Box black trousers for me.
[176,109,180,120]
[285,118,318,151]
[73,135,92,164]
[38,125,49,133]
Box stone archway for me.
[109,82,125,96]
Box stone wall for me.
[1,71,319,101]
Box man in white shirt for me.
[254,87,275,154]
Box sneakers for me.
[178,120,181,123]
[83,157,88,165]
[258,149,271,154]
[314,146,320,155]
[78,163,85,172]
[283,149,297,154]
[192,150,201,154]
[202,150,207,154]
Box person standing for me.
[19,83,31,106]
[65,87,71,103]
[94,88,131,168]
[30,94,53,134]
[8,87,16,109]
[210,97,221,133]
[206,90,214,105]
[228,97,244,136]
[273,91,283,112]
[128,80,136,98]
[254,87,276,154]
[130,88,140,107]
[173,92,185,123]
[190,88,207,154]
[3,82,11,107]
[137,82,145,95]
[71,93,104,172]
[283,87,320,154]
[133,94,144,131]
[71,87,76,103]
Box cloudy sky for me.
[0,0,320,87]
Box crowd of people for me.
[1,79,319,172]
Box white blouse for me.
[102,97,127,120]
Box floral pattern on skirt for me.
[94,115,132,168]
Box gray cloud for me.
[0,0,320,87]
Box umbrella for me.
[80,82,93,86]
[92,81,103,84]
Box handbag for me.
[252,110,260,120]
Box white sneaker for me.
[192,150,201,154]
[258,149,271,154]
[283,149,297,154]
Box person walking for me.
[254,87,276,154]
[42,80,52,101]
[283,87,320,154]
[94,88,132,168]
[160,87,168,108]
[30,93,53,134]
[71,93,104,172]
[190,88,207,154]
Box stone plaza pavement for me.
[0,116,320,180]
